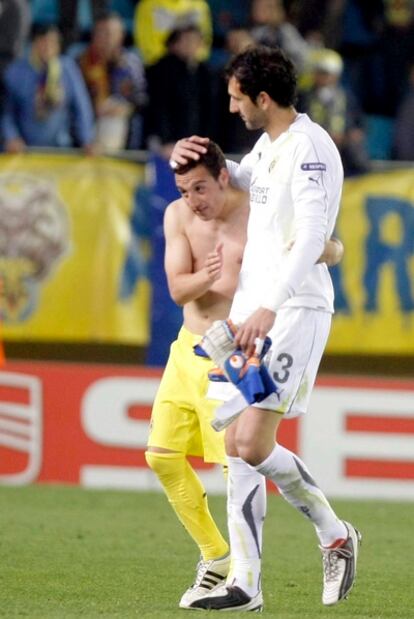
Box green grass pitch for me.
[1,485,413,618]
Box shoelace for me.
[192,559,212,588]
[321,546,352,582]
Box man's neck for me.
[219,187,247,222]
[266,107,299,142]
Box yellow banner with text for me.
[328,168,414,353]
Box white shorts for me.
[257,306,331,417]
[207,307,331,418]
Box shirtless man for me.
[145,140,343,610]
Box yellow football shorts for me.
[148,326,226,464]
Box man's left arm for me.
[235,140,336,353]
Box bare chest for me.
[187,219,246,274]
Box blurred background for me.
[0,0,413,501]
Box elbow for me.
[169,286,187,306]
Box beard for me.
[241,114,264,131]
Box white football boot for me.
[179,555,230,609]
[320,521,362,605]
[188,584,263,612]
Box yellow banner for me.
[0,153,150,344]
[328,168,414,354]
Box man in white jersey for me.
[149,141,342,609]
[169,45,361,612]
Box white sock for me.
[226,456,266,597]
[255,444,347,546]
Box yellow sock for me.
[145,451,229,561]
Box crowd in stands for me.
[0,0,414,174]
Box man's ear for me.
[218,167,230,188]
[257,91,271,110]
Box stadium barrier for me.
[1,360,414,501]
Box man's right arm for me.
[169,136,254,192]
[169,136,210,167]
[164,203,223,306]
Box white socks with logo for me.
[226,444,348,598]
[255,444,347,546]
[226,456,266,597]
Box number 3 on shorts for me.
[272,352,293,384]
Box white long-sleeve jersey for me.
[228,113,343,323]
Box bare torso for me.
[169,187,248,335]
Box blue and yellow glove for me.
[194,319,277,405]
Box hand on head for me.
[169,135,210,169]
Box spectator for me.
[380,0,414,117]
[58,0,109,50]
[78,12,147,151]
[208,0,250,48]
[284,0,344,49]
[0,0,31,73]
[393,61,414,161]
[2,23,95,153]
[134,0,212,66]
[0,0,31,139]
[335,0,385,116]
[145,24,215,158]
[298,48,370,175]
[249,0,310,72]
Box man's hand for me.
[169,135,210,168]
[285,236,344,267]
[204,243,223,283]
[317,237,344,267]
[234,307,276,357]
[199,319,238,367]
[199,320,277,412]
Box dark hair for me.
[94,11,124,27]
[225,45,297,108]
[166,24,202,48]
[31,23,60,40]
[175,141,226,180]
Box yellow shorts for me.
[148,326,226,464]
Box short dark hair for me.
[175,141,226,180]
[31,23,60,40]
[166,24,202,48]
[93,11,124,28]
[225,45,297,108]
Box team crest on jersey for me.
[268,157,279,173]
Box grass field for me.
[1,485,413,618]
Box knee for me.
[236,436,264,466]
[145,449,163,475]
[234,434,269,467]
[145,449,184,479]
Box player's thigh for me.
[256,307,331,417]
[148,347,200,453]
[149,387,201,453]
[232,406,284,463]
